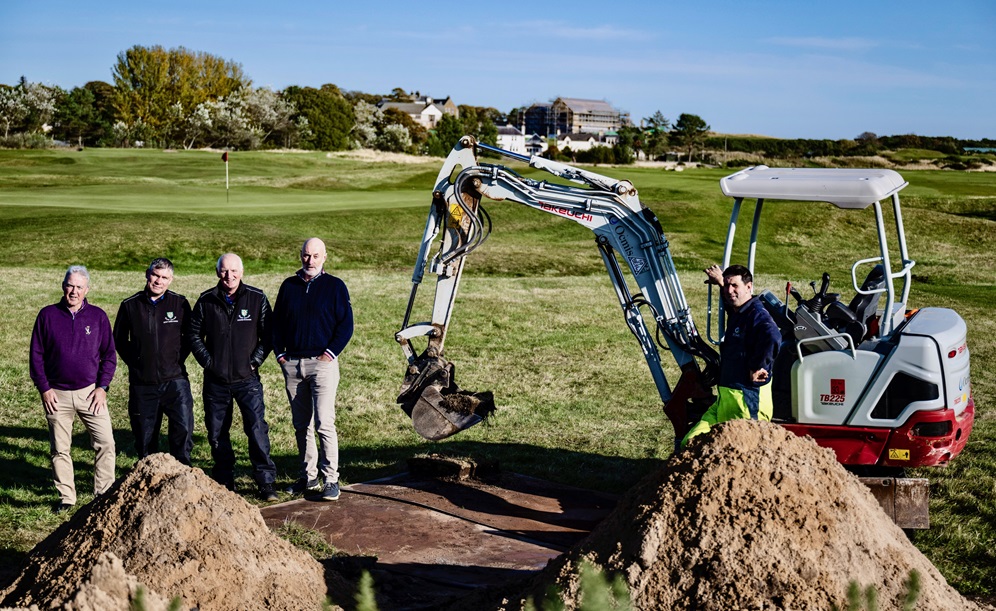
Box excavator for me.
[395,136,975,527]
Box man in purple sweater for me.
[29,265,117,514]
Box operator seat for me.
[824,265,886,344]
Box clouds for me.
[763,37,878,52]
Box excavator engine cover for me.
[398,355,496,441]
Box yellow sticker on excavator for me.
[447,203,464,228]
[889,449,910,461]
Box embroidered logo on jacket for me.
[85,326,92,335]
[238,308,252,322]
[164,311,179,323]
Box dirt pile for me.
[492,420,982,611]
[0,454,328,611]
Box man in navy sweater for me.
[272,238,353,501]
[30,265,117,514]
[682,264,781,448]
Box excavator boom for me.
[396,136,718,440]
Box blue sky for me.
[1,0,993,139]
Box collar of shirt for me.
[60,298,88,317]
[297,269,325,283]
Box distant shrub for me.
[725,158,755,168]
[0,133,53,149]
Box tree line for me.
[2,45,991,162]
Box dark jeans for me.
[128,378,194,465]
[202,375,276,486]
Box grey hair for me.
[147,257,175,276]
[63,265,90,287]
[216,253,243,273]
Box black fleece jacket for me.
[189,282,271,383]
[114,290,192,385]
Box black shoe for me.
[319,481,340,501]
[53,503,74,515]
[285,478,321,495]
[258,483,278,502]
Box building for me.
[551,98,624,135]
[414,95,459,118]
[523,103,553,137]
[555,131,617,153]
[520,98,625,139]
[496,125,526,155]
[378,93,458,129]
[525,134,549,156]
[378,101,443,128]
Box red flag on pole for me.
[221,151,228,162]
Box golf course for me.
[0,147,993,602]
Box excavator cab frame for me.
[708,165,914,345]
[708,167,974,527]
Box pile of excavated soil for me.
[484,420,984,611]
[0,454,329,611]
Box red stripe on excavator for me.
[782,396,974,468]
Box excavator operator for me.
[681,264,781,448]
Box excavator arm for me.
[396,136,718,440]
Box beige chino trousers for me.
[45,384,116,505]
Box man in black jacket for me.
[114,258,194,465]
[189,253,278,501]
[272,238,353,501]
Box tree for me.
[52,86,97,147]
[282,86,354,151]
[506,106,525,129]
[387,87,411,102]
[614,125,641,164]
[0,78,57,141]
[379,107,427,150]
[0,85,30,138]
[112,45,249,147]
[83,81,117,145]
[375,123,412,153]
[432,113,465,155]
[458,105,499,146]
[350,100,382,149]
[853,131,880,155]
[642,111,670,160]
[671,113,710,162]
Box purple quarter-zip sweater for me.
[29,299,116,392]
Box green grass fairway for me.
[0,148,994,599]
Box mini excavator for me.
[395,136,975,527]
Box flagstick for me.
[225,156,230,203]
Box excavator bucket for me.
[398,355,496,441]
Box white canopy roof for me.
[719,165,908,209]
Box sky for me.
[1,0,994,140]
